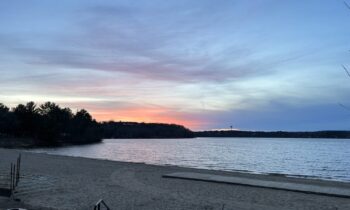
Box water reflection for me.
[30,138,350,182]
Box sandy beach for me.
[0,148,349,210]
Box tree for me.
[340,1,350,111]
[12,102,40,137]
[37,102,73,143]
[0,103,10,134]
[0,101,104,146]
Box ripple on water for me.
[29,137,350,182]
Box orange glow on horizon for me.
[89,107,206,130]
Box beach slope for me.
[0,149,349,210]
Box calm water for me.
[31,138,350,182]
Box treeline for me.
[0,102,101,146]
[0,101,194,147]
[195,130,350,139]
[100,121,194,138]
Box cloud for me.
[0,1,324,85]
[0,2,277,83]
[1,0,350,130]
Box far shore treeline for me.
[0,101,194,147]
[1,101,350,148]
[195,130,350,139]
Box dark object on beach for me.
[94,199,110,210]
[0,188,11,197]
[6,208,27,210]
[0,154,22,198]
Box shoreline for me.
[23,150,350,187]
[3,135,350,150]
[196,130,350,139]
[23,149,350,185]
[1,149,350,210]
[30,154,350,184]
[0,137,103,149]
[26,145,350,184]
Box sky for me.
[1,0,350,131]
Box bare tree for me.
[344,1,350,9]
[339,1,350,111]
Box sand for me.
[0,148,349,210]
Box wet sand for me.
[0,148,349,210]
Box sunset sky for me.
[1,0,350,131]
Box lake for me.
[30,137,350,182]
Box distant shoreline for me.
[195,130,350,139]
[0,136,102,149]
[2,129,350,149]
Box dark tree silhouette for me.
[0,103,11,135]
[100,121,194,139]
[69,109,101,143]
[0,102,102,146]
[12,102,40,138]
[37,102,73,144]
[0,101,194,147]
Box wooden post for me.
[12,164,16,192]
[10,163,13,192]
[18,154,21,175]
[14,154,21,186]
[16,158,18,186]
[19,154,21,182]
